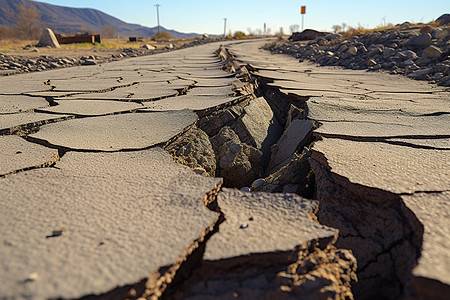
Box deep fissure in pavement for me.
[0,43,431,300]
[162,45,426,299]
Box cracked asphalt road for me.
[226,38,449,299]
[0,41,338,299]
[0,38,448,299]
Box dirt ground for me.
[0,38,193,59]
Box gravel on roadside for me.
[264,22,450,87]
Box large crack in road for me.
[0,39,448,300]
[221,39,449,300]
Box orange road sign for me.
[301,6,306,14]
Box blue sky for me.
[36,0,449,35]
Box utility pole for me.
[223,18,227,37]
[264,23,266,36]
[155,4,161,36]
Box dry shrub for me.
[151,31,171,41]
[343,23,395,39]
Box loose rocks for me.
[211,126,262,187]
[267,19,450,86]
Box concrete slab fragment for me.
[0,135,58,175]
[41,100,142,116]
[236,97,283,166]
[0,112,73,133]
[204,188,336,261]
[0,76,50,94]
[401,192,450,286]
[179,77,235,87]
[313,138,449,194]
[268,119,313,174]
[227,38,450,296]
[315,116,449,137]
[30,110,197,151]
[0,149,221,299]
[50,77,135,92]
[62,87,178,101]
[188,86,234,96]
[0,95,49,114]
[142,95,240,111]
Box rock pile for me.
[265,19,450,86]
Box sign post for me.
[301,6,306,31]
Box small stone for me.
[127,288,137,297]
[347,47,357,54]
[435,29,449,40]
[240,187,250,192]
[239,223,249,229]
[422,45,443,59]
[396,52,408,60]
[317,38,329,45]
[25,272,39,282]
[251,178,265,189]
[367,59,377,67]
[407,33,432,47]
[415,57,432,67]
[408,68,432,79]
[403,50,418,60]
[368,48,382,57]
[403,58,415,66]
[81,59,96,66]
[336,46,347,55]
[142,44,156,50]
[324,33,342,40]
[192,167,207,176]
[46,228,64,238]
[419,25,434,34]
[383,48,396,58]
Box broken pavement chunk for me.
[402,191,450,300]
[267,119,313,174]
[204,188,336,261]
[0,95,49,114]
[235,97,283,166]
[39,99,142,116]
[29,110,198,151]
[0,149,221,299]
[167,188,356,300]
[0,135,59,175]
[313,138,449,194]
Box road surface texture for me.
[226,39,449,300]
[0,39,448,300]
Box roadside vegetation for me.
[0,2,41,40]
[151,31,172,41]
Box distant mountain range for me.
[0,0,200,39]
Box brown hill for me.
[0,0,199,38]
